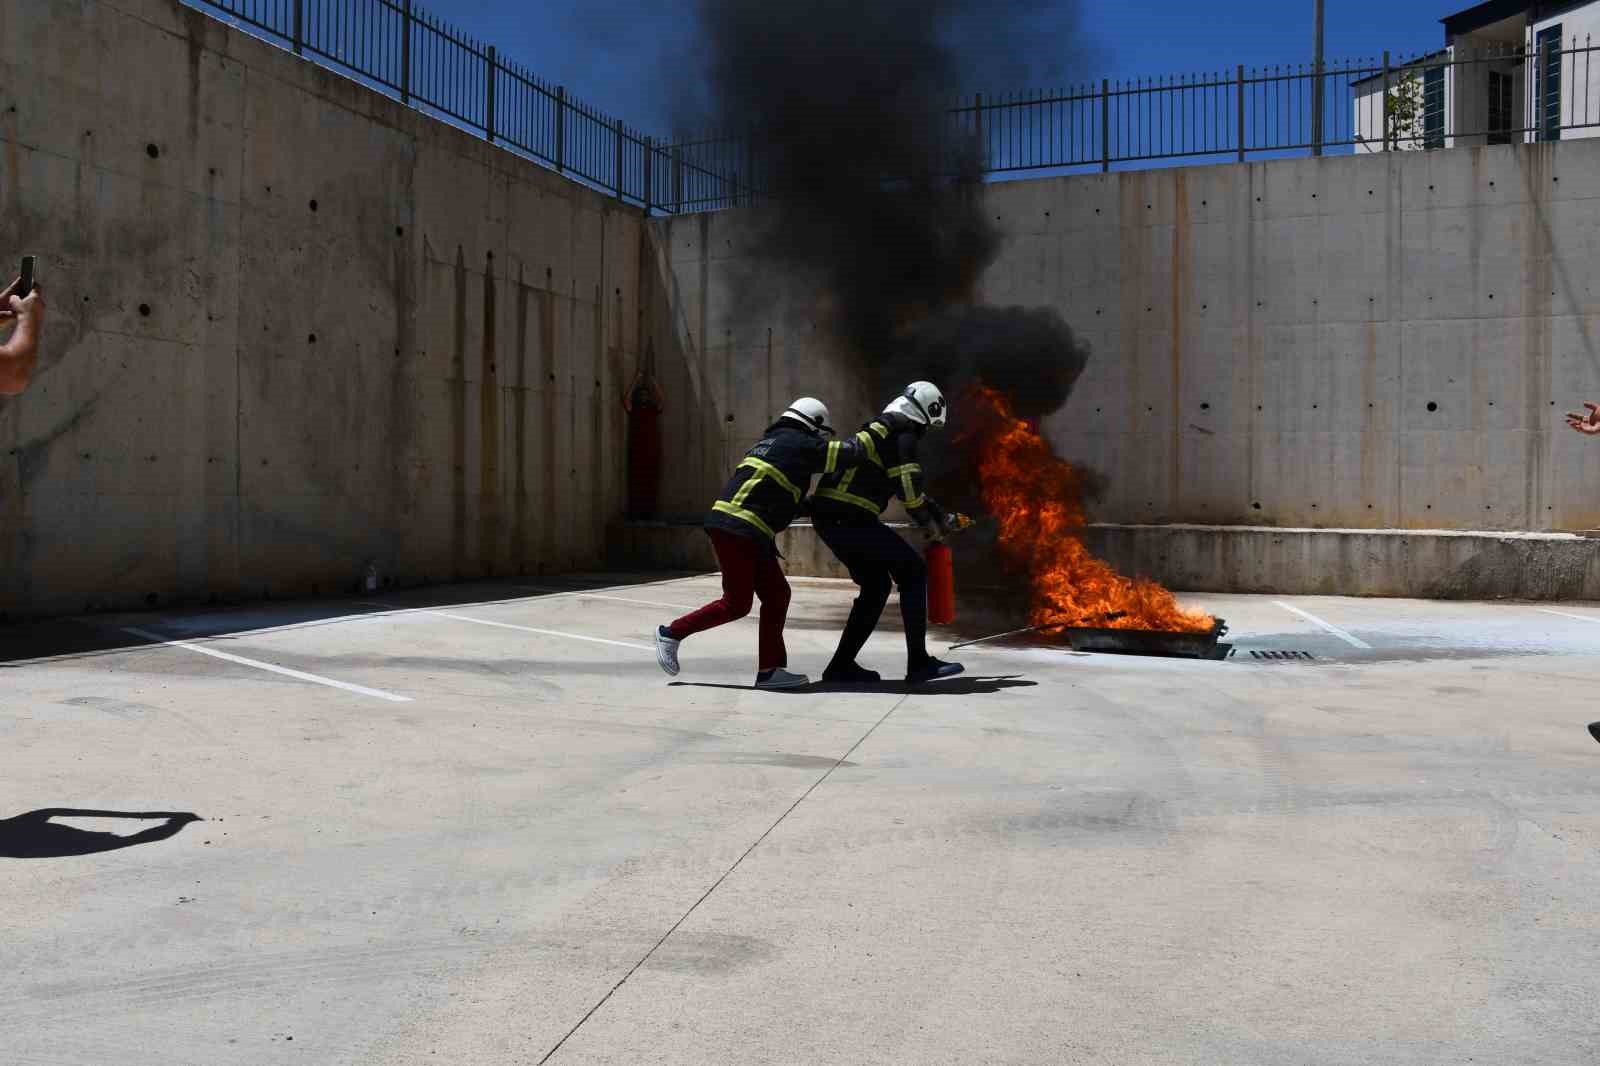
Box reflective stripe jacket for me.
[810,411,934,524]
[704,421,864,546]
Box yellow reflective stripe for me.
[855,430,882,468]
[737,457,802,501]
[887,462,923,507]
[824,440,841,474]
[814,487,881,514]
[729,472,764,508]
[868,421,890,439]
[712,500,777,539]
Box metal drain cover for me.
[1249,650,1315,661]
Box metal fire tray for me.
[1058,618,1230,660]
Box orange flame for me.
[970,386,1214,634]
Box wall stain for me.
[478,251,500,574]
[387,141,418,579]
[1171,172,1187,516]
[512,263,530,572]
[181,5,207,145]
[540,276,559,571]
[1520,145,1553,530]
[1360,320,1378,521]
[451,245,468,579]
[592,283,605,557]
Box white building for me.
[1353,0,1600,151]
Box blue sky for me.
[429,0,1450,136]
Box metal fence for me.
[188,0,725,212]
[672,37,1600,210]
[189,0,1597,215]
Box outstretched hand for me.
[1566,402,1600,436]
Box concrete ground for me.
[3,574,1599,1065]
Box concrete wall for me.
[1010,143,1600,534]
[614,518,1600,600]
[649,211,871,520]
[0,0,698,617]
[663,140,1600,538]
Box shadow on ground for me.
[670,675,1037,696]
[0,571,709,667]
[0,809,202,858]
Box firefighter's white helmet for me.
[781,396,834,436]
[884,381,947,428]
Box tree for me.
[1385,69,1425,150]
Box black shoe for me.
[822,661,881,684]
[1589,722,1600,745]
[905,657,964,685]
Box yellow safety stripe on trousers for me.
[712,500,777,539]
[736,456,803,501]
[824,439,842,474]
[854,430,883,468]
[888,462,924,508]
[814,486,882,514]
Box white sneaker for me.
[754,667,810,690]
[655,626,681,677]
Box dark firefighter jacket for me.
[810,412,938,526]
[704,420,864,548]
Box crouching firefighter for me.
[810,381,964,685]
[654,398,866,690]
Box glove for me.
[796,496,814,518]
[909,501,947,542]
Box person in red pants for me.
[655,397,865,689]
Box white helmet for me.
[884,381,947,428]
[781,396,834,436]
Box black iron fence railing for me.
[186,0,1597,215]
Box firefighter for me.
[810,381,964,685]
[654,398,865,689]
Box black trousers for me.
[815,519,929,669]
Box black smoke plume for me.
[890,304,1089,420]
[692,0,1091,418]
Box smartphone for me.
[16,256,35,298]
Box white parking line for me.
[1271,602,1373,650]
[518,586,696,611]
[122,627,413,702]
[425,610,653,651]
[1535,608,1600,625]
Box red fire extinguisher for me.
[926,513,973,625]
[623,346,663,519]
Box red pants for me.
[667,528,790,671]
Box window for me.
[1488,70,1512,145]
[1423,65,1446,148]
[1537,25,1562,141]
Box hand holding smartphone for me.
[4,256,37,310]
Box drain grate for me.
[1250,650,1315,661]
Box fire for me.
[968,386,1215,634]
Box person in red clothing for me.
[655,397,865,689]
